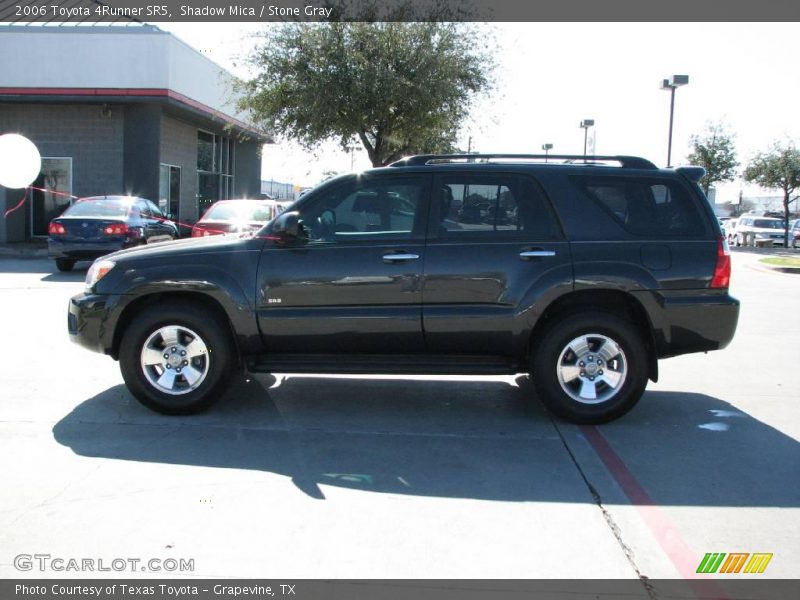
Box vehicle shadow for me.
[52,375,800,507]
[0,257,88,276]
[39,270,87,282]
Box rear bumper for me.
[635,291,740,358]
[49,239,138,261]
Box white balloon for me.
[0,133,42,189]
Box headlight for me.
[85,259,116,291]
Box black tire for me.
[55,258,75,272]
[531,311,649,424]
[119,301,237,415]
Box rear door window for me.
[433,174,562,240]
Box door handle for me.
[383,252,420,263]
[519,249,556,259]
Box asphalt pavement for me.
[0,251,797,587]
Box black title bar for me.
[1,0,799,22]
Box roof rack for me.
[389,154,658,170]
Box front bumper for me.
[68,292,116,355]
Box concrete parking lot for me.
[0,250,797,585]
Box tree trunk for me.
[784,190,791,248]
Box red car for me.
[191,199,292,237]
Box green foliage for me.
[743,142,800,196]
[686,121,738,196]
[237,22,494,166]
[743,141,800,245]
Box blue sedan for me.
[48,196,178,272]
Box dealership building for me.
[0,24,268,242]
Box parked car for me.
[730,215,786,247]
[48,195,178,272]
[722,218,738,243]
[789,219,800,249]
[191,199,292,238]
[68,154,739,424]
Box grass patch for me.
[760,257,800,268]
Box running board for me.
[246,354,520,375]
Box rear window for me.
[64,199,131,219]
[203,202,273,222]
[570,176,706,237]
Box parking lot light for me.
[661,75,689,167]
[579,120,594,158]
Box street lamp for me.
[579,120,594,158]
[660,75,689,167]
[346,141,357,171]
[541,143,553,162]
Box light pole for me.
[579,120,594,158]
[541,143,553,162]
[661,75,689,167]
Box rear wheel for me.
[531,312,648,424]
[55,258,75,272]
[119,302,236,415]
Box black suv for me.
[68,154,739,423]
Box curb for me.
[760,264,800,275]
[0,247,48,258]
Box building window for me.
[197,131,235,215]
[31,157,72,237]
[159,164,181,221]
[197,131,215,172]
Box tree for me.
[743,142,800,247]
[686,121,738,197]
[237,22,494,167]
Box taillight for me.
[192,226,213,237]
[711,237,731,289]
[48,222,66,235]
[103,224,129,236]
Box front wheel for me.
[119,302,236,415]
[531,312,649,424]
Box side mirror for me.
[272,210,301,241]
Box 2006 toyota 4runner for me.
[68,154,739,423]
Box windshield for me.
[64,199,131,218]
[202,202,272,222]
[753,219,784,229]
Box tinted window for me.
[146,200,164,219]
[136,200,152,218]
[436,174,560,239]
[298,177,426,244]
[753,219,783,229]
[570,176,705,237]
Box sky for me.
[158,22,800,201]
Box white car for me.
[731,216,786,247]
